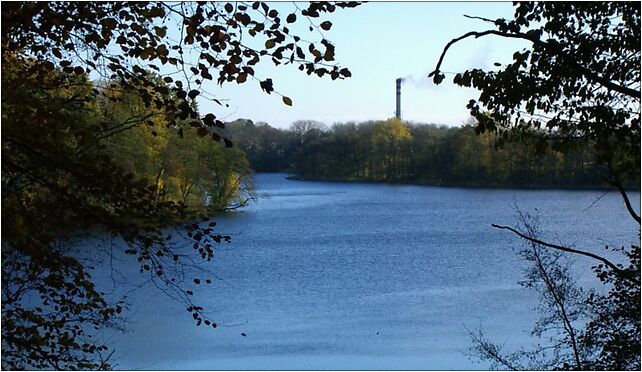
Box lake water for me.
[84,173,639,370]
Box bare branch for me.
[463,14,499,24]
[525,227,583,369]
[604,164,641,224]
[468,329,521,370]
[491,224,638,283]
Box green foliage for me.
[228,119,614,189]
[226,119,298,172]
[1,1,357,369]
[96,85,253,211]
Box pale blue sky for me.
[196,2,529,128]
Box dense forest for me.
[224,118,634,189]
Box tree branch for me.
[491,224,638,283]
[604,164,640,224]
[429,28,640,99]
[468,329,521,370]
[527,233,582,369]
[463,14,498,24]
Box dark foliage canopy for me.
[1,2,357,369]
[430,2,640,183]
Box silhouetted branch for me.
[96,112,161,141]
[604,164,640,224]
[468,328,521,370]
[524,226,583,369]
[463,14,497,24]
[491,224,638,283]
[429,28,639,99]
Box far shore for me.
[284,174,639,192]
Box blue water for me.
[82,173,639,370]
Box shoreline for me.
[284,174,638,192]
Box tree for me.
[371,119,412,180]
[1,1,358,369]
[290,119,326,144]
[469,212,592,370]
[429,2,640,369]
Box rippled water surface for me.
[84,174,639,370]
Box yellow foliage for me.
[372,118,412,144]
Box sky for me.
[195,2,530,129]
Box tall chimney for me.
[395,78,402,119]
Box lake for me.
[84,173,640,370]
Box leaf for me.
[203,113,216,126]
[100,18,117,29]
[188,90,200,99]
[196,127,209,136]
[265,39,275,49]
[323,47,334,61]
[223,138,233,148]
[282,96,292,106]
[224,3,233,13]
[286,13,296,23]
[320,21,332,31]
[432,72,445,85]
[260,78,274,94]
[155,26,166,38]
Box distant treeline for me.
[225,118,635,189]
